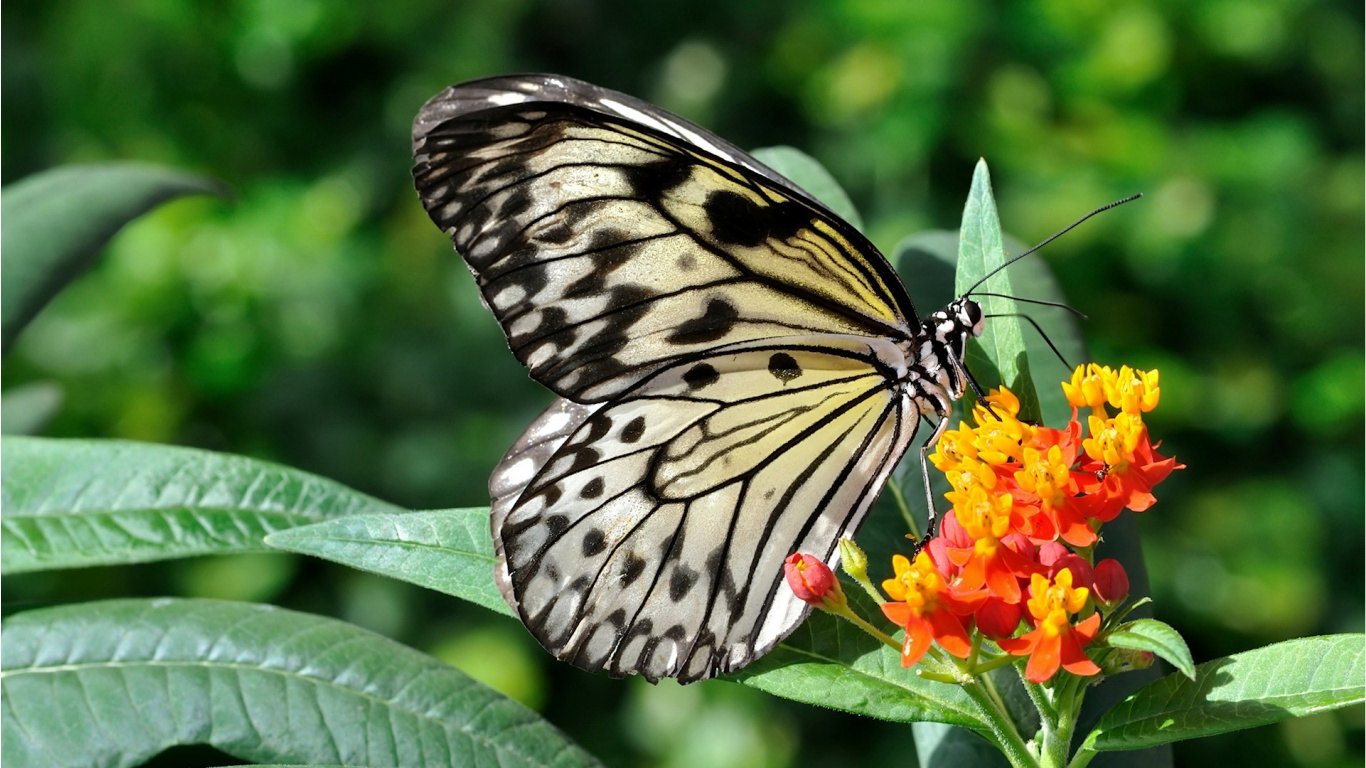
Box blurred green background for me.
[3,1,1361,766]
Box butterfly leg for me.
[914,415,952,550]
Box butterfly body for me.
[413,74,983,682]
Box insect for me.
[412,74,991,683]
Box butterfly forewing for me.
[413,84,917,402]
[489,338,917,682]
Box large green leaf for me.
[265,508,512,618]
[751,145,865,230]
[0,599,599,768]
[1083,634,1366,753]
[954,160,1041,422]
[1,437,401,573]
[1,163,227,351]
[267,506,1000,733]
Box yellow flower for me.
[1063,363,1161,414]
[1015,444,1074,509]
[1063,363,1113,410]
[1112,365,1160,414]
[1026,568,1090,638]
[929,421,979,474]
[954,484,1015,548]
[1083,412,1145,469]
[882,552,947,612]
[944,456,998,501]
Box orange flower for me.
[1014,443,1095,546]
[941,493,1034,603]
[1080,422,1183,513]
[997,569,1102,682]
[880,552,972,665]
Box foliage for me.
[3,150,1360,767]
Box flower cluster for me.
[786,364,1182,684]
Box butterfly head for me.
[951,297,985,338]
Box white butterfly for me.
[412,74,984,682]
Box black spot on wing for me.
[705,190,812,247]
[669,564,700,602]
[581,476,604,499]
[568,447,602,472]
[620,552,647,586]
[623,157,693,200]
[666,298,740,345]
[582,527,607,556]
[621,416,646,443]
[682,363,720,389]
[767,352,803,382]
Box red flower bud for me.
[1092,558,1130,605]
[784,553,839,606]
[1039,543,1094,590]
[976,597,1023,639]
[1037,541,1068,567]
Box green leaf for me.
[270,506,998,735]
[751,146,865,231]
[1083,634,1366,753]
[734,592,988,733]
[0,599,599,768]
[1,437,402,573]
[1,163,228,352]
[1106,618,1196,680]
[0,381,63,435]
[954,160,1041,422]
[265,508,512,618]
[895,229,1085,424]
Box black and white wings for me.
[412,74,969,682]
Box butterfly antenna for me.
[970,292,1088,320]
[964,193,1142,296]
[984,312,1073,369]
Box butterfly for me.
[412,74,985,683]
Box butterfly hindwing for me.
[490,337,918,682]
[413,76,918,401]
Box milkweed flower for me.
[863,364,1180,684]
[880,552,973,665]
[997,569,1103,683]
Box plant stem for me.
[1039,674,1087,768]
[960,677,1037,768]
[887,478,921,539]
[830,603,902,652]
[1067,745,1098,768]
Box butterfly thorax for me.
[901,297,985,419]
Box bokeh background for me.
[3,1,1362,766]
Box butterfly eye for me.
[957,299,985,336]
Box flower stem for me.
[959,676,1037,768]
[887,478,921,540]
[829,603,901,653]
[1039,674,1088,767]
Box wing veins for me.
[744,396,906,649]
